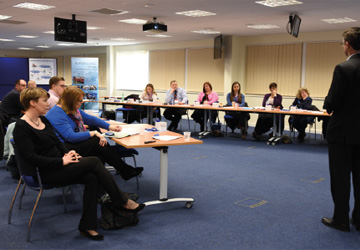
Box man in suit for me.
[163,80,188,131]
[0,79,26,127]
[322,27,360,232]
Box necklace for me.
[25,113,40,127]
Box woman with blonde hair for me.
[140,83,161,121]
[14,87,144,241]
[289,87,314,141]
[46,86,143,180]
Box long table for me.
[84,100,330,144]
[111,124,203,207]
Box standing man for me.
[0,79,26,127]
[28,80,36,88]
[163,80,188,131]
[48,76,66,109]
[322,27,360,232]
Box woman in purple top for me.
[191,82,219,132]
[253,82,284,140]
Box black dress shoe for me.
[121,167,144,181]
[350,218,360,231]
[120,203,145,213]
[321,217,350,232]
[79,230,104,241]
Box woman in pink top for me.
[191,82,219,131]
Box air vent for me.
[90,8,128,15]
[0,20,27,24]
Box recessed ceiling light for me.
[247,24,280,29]
[146,34,171,38]
[36,45,51,48]
[175,10,216,17]
[118,18,147,24]
[18,47,34,50]
[57,43,76,46]
[321,17,357,24]
[255,0,303,7]
[13,2,55,10]
[43,31,55,34]
[0,38,15,41]
[0,15,12,20]
[16,35,38,38]
[192,29,221,34]
[87,26,104,30]
[110,37,135,41]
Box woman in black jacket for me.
[13,87,144,241]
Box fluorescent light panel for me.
[18,47,34,50]
[110,37,135,41]
[0,38,15,41]
[321,17,357,24]
[43,31,55,34]
[13,2,55,10]
[57,43,76,46]
[0,15,12,20]
[118,18,147,24]
[16,35,38,38]
[87,26,104,30]
[192,29,220,34]
[255,0,303,7]
[36,45,51,48]
[247,24,280,29]
[175,10,216,17]
[146,34,171,38]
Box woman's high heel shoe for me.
[79,229,104,241]
[120,203,145,213]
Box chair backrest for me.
[10,139,52,190]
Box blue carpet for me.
[1,120,360,249]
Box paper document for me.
[120,128,140,135]
[153,135,181,141]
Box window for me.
[115,51,149,90]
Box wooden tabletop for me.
[84,100,330,117]
[110,124,203,149]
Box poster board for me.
[29,58,57,85]
[71,57,99,110]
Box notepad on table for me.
[153,135,181,141]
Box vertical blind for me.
[246,44,302,96]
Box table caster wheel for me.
[185,202,193,209]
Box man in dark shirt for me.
[0,79,27,127]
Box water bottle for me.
[121,93,124,101]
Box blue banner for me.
[71,57,99,110]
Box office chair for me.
[112,145,141,189]
[8,140,71,242]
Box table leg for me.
[143,147,195,207]
[148,106,153,125]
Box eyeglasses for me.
[19,84,26,87]
[57,84,67,88]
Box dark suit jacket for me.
[325,53,360,145]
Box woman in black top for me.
[13,88,144,241]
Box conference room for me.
[0,0,359,249]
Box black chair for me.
[8,139,70,242]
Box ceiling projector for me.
[143,17,167,33]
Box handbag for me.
[100,194,139,230]
[211,117,224,137]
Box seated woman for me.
[224,81,248,139]
[191,82,219,132]
[289,88,314,141]
[13,87,144,241]
[46,86,143,181]
[140,83,161,122]
[253,82,284,140]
